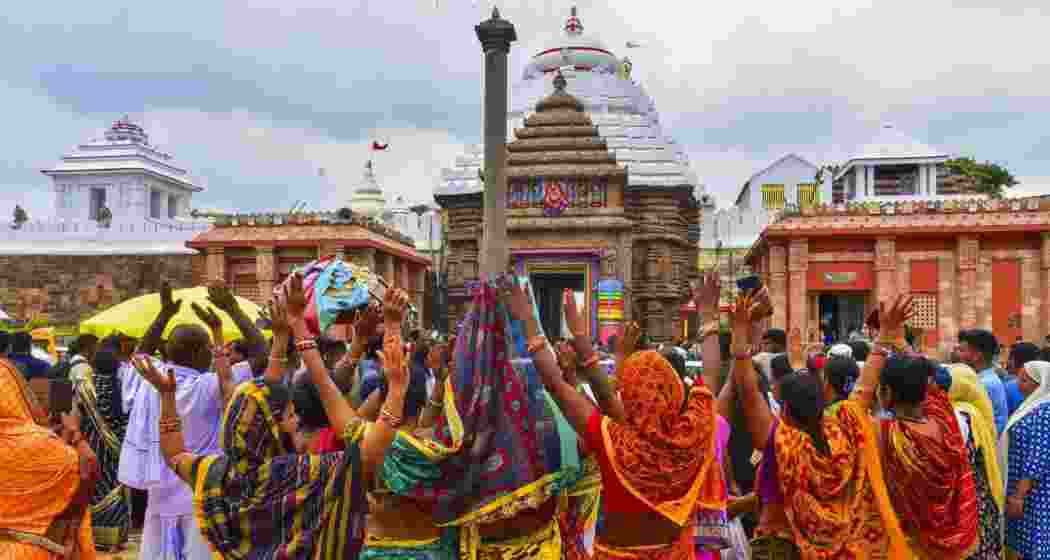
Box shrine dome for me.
[436,6,703,198]
[523,7,620,76]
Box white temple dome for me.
[523,7,620,78]
[436,6,704,199]
[350,161,386,218]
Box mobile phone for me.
[49,379,74,415]
[736,275,762,295]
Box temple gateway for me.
[436,8,702,342]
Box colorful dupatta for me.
[882,385,979,560]
[190,378,369,559]
[775,399,908,559]
[379,277,584,529]
[948,364,1005,511]
[600,350,725,527]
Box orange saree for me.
[775,400,909,559]
[880,385,978,560]
[0,359,96,560]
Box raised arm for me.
[208,280,267,357]
[730,289,775,451]
[359,293,410,475]
[132,355,196,485]
[418,343,451,429]
[262,299,291,385]
[694,270,723,392]
[566,289,625,423]
[849,294,913,409]
[192,302,236,404]
[507,281,596,436]
[137,283,180,356]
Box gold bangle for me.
[426,397,443,409]
[269,355,289,364]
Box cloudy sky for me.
[2,0,1048,218]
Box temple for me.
[436,8,702,342]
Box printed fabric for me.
[600,350,725,526]
[593,526,694,560]
[359,530,457,560]
[76,355,132,550]
[774,400,909,559]
[881,385,979,560]
[191,378,369,559]
[378,277,582,527]
[1005,402,1050,560]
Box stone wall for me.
[0,254,198,327]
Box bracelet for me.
[526,335,547,354]
[295,339,319,352]
[870,345,893,358]
[426,397,443,409]
[269,354,289,364]
[159,417,182,433]
[579,353,601,369]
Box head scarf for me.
[999,360,1050,488]
[775,399,909,559]
[947,363,1004,509]
[0,359,95,556]
[600,350,724,526]
[192,378,368,560]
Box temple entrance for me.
[816,293,867,344]
[529,272,585,339]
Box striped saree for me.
[74,352,132,551]
[190,378,369,560]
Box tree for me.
[944,157,1017,199]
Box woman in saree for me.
[946,363,1004,559]
[731,289,910,560]
[75,347,133,552]
[507,280,725,560]
[877,353,979,559]
[0,358,100,559]
[1001,360,1050,560]
[133,277,413,560]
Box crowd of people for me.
[2,269,1050,560]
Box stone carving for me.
[601,247,618,277]
[876,238,896,270]
[958,238,979,270]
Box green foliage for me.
[944,157,1018,199]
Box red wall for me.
[910,260,939,348]
[807,262,873,291]
[992,260,1022,344]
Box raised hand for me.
[557,341,580,386]
[563,289,587,338]
[878,294,915,345]
[383,288,410,327]
[749,287,773,323]
[267,297,290,335]
[506,280,534,324]
[694,270,721,314]
[382,333,408,389]
[160,282,182,318]
[191,302,223,333]
[620,321,641,358]
[132,355,177,394]
[283,273,308,322]
[206,279,240,313]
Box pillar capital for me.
[475,7,517,53]
[957,236,980,271]
[875,237,896,271]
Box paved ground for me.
[96,530,141,560]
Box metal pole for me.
[475,8,517,278]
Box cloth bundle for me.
[289,256,372,337]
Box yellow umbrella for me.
[80,286,268,341]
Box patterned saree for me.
[190,379,369,559]
[378,277,596,560]
[75,352,132,551]
[881,385,979,560]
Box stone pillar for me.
[769,243,787,330]
[958,236,979,329]
[256,247,276,302]
[874,238,896,305]
[205,247,225,283]
[938,256,956,358]
[1022,250,1041,343]
[475,8,517,278]
[787,239,808,342]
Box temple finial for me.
[491,6,500,18]
[553,70,567,92]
